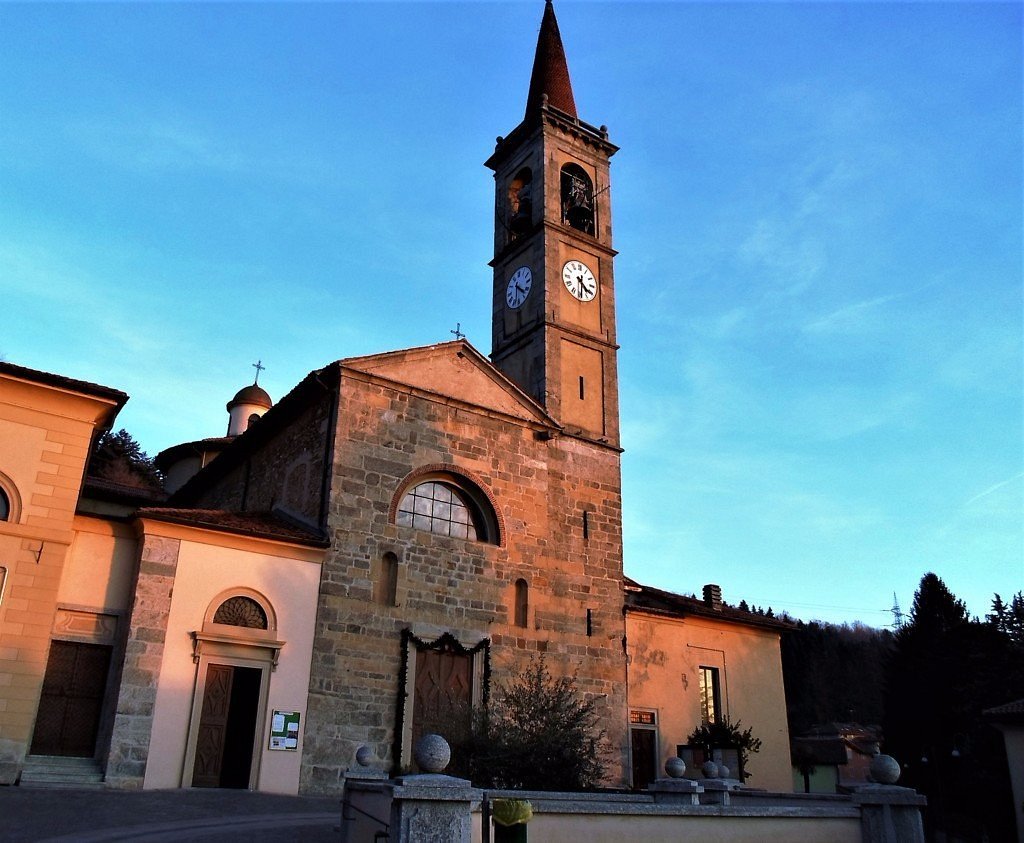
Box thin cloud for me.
[964,472,1024,508]
[803,292,901,334]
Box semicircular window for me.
[0,488,9,522]
[397,481,486,542]
[213,596,268,630]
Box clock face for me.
[506,266,533,309]
[562,260,597,302]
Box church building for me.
[0,2,793,796]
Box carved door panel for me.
[191,664,261,789]
[30,641,111,757]
[412,649,472,768]
[192,664,234,788]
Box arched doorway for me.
[183,591,283,789]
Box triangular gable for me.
[340,340,556,427]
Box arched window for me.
[376,551,399,606]
[514,579,529,628]
[0,488,8,522]
[0,473,20,524]
[560,163,594,235]
[394,470,500,545]
[213,596,268,630]
[508,167,533,239]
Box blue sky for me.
[1,2,1020,626]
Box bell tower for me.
[487,0,620,448]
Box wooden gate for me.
[30,641,111,757]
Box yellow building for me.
[625,579,793,793]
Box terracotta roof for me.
[0,361,128,408]
[525,0,577,120]
[82,476,168,506]
[985,698,1024,722]
[791,736,849,767]
[228,383,273,410]
[624,577,794,631]
[137,507,329,547]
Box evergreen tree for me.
[884,573,1023,840]
[89,429,163,491]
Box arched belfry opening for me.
[508,167,533,238]
[561,163,594,235]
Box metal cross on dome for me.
[252,359,266,384]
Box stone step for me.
[20,755,105,788]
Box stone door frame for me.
[181,649,271,790]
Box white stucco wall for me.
[143,531,322,794]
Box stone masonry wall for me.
[300,370,627,793]
[194,391,332,527]
[105,534,180,789]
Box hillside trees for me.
[884,573,1024,840]
[781,620,892,735]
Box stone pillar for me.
[851,755,927,843]
[340,746,391,843]
[648,756,703,806]
[387,735,480,843]
[104,534,180,788]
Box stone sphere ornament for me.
[717,764,730,779]
[355,745,373,767]
[701,760,719,778]
[664,756,686,778]
[414,733,451,774]
[869,754,901,785]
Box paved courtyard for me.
[0,787,341,842]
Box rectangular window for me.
[578,376,585,400]
[699,666,721,725]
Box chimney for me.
[703,584,723,611]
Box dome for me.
[227,384,273,412]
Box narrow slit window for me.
[582,510,589,540]
[376,552,399,606]
[586,608,593,637]
[514,578,529,628]
[579,376,585,400]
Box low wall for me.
[342,779,868,843]
[475,790,861,843]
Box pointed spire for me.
[525,0,577,120]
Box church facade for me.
[0,2,794,796]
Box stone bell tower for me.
[487,0,620,448]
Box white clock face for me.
[562,260,597,302]
[506,266,532,309]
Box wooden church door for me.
[411,649,472,770]
[30,640,111,757]
[191,664,262,788]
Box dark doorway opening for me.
[192,664,262,789]
[31,641,112,757]
[630,728,657,791]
